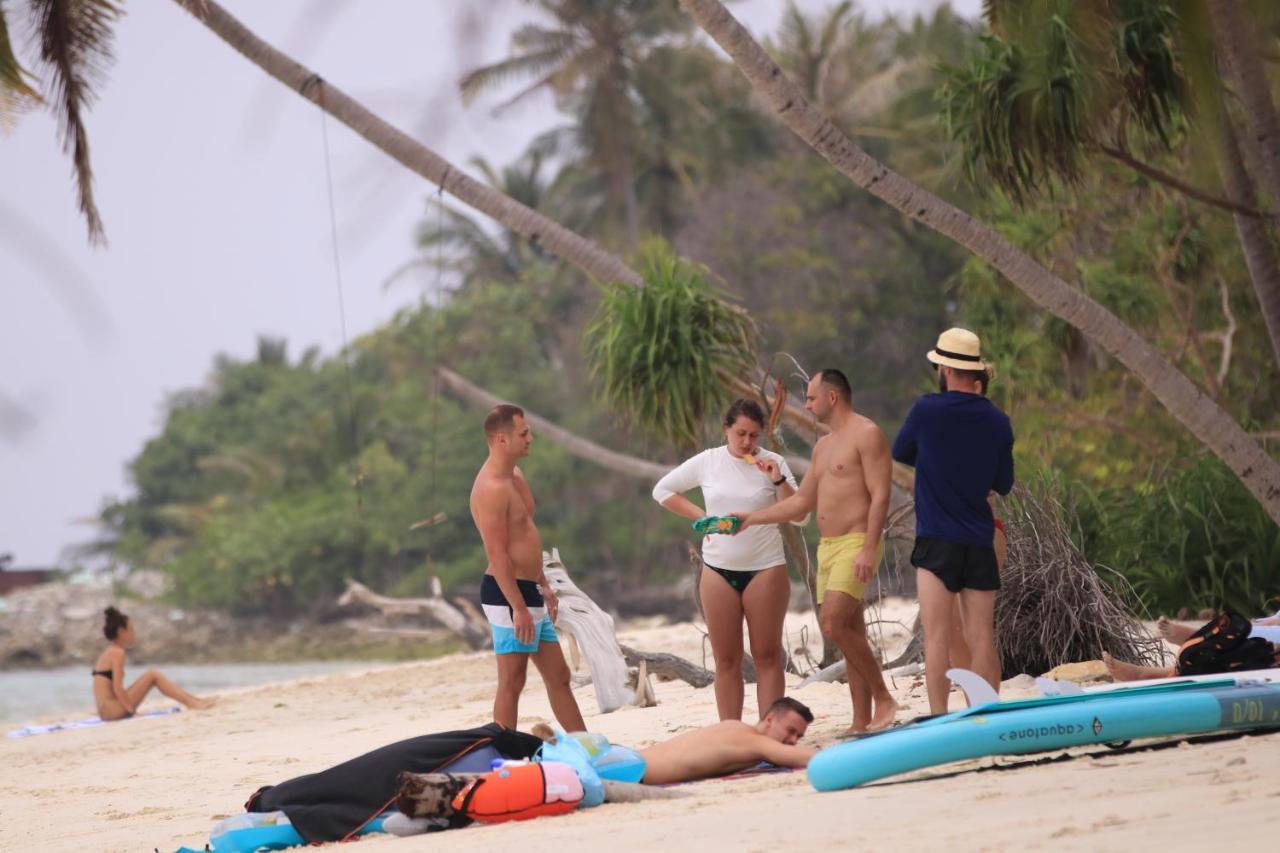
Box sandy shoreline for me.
[3,607,1277,852]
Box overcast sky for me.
[1,0,979,568]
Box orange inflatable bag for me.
[452,761,584,824]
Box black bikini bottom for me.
[705,564,760,594]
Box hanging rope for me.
[314,80,364,513]
[426,183,446,572]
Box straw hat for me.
[926,327,988,372]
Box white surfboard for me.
[1037,666,1280,697]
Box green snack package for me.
[692,515,741,535]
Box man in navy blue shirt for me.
[892,328,1014,714]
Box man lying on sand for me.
[637,696,817,784]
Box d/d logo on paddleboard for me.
[1091,717,1103,736]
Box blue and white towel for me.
[6,706,181,739]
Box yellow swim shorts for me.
[816,532,884,601]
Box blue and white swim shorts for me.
[480,574,559,654]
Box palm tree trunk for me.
[1207,0,1280,208]
[439,365,811,477]
[170,0,642,290]
[680,0,1280,525]
[435,366,669,480]
[1212,115,1280,370]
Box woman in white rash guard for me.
[653,399,800,721]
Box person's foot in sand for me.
[1156,617,1196,645]
[841,697,900,737]
[867,698,900,731]
[1103,652,1173,683]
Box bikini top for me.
[91,669,112,679]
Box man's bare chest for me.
[818,440,865,482]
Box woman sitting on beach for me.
[653,399,800,721]
[92,606,215,720]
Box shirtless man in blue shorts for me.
[470,404,586,732]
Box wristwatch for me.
[772,476,786,486]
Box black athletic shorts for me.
[911,537,1000,593]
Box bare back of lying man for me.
[736,369,898,733]
[470,404,586,733]
[639,696,816,784]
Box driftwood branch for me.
[620,645,715,688]
[542,549,638,712]
[338,578,489,649]
[1202,274,1238,388]
[396,771,685,819]
[884,626,924,670]
[795,657,846,688]
[436,367,669,481]
[795,620,923,689]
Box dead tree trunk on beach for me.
[542,548,642,712]
[338,577,490,650]
[339,550,719,710]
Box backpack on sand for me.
[1177,610,1279,676]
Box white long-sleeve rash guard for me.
[652,446,799,572]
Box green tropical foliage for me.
[941,0,1185,202]
[585,240,756,448]
[96,1,1280,618]
[946,0,1280,612]
[460,0,690,243]
[101,271,692,612]
[1075,456,1280,615]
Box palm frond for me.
[459,45,578,103]
[490,66,571,115]
[817,0,854,58]
[779,0,814,60]
[197,447,285,494]
[1114,0,1184,147]
[508,23,578,54]
[940,11,1095,203]
[0,4,42,122]
[584,240,757,448]
[30,0,122,245]
[465,154,503,188]
[839,57,929,124]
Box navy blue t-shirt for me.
[891,392,1015,548]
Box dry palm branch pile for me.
[995,478,1165,677]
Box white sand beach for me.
[3,608,1277,853]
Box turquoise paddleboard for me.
[808,682,1280,791]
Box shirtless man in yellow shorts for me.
[735,369,898,733]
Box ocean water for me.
[0,661,374,727]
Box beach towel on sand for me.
[246,723,543,843]
[5,706,181,739]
